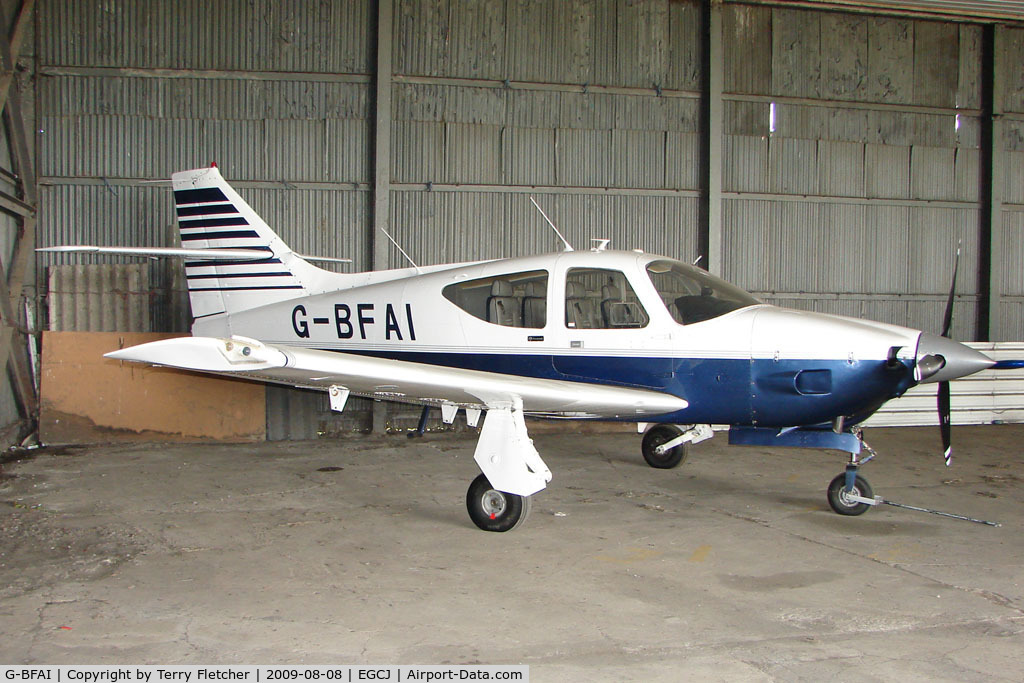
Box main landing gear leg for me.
[466,399,551,532]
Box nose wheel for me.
[826,470,874,516]
[466,473,532,532]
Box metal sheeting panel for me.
[39,76,371,121]
[724,135,768,193]
[47,264,151,332]
[1002,210,1024,296]
[238,188,371,271]
[39,0,372,73]
[722,199,979,339]
[865,343,1024,427]
[865,143,911,198]
[39,77,371,183]
[1003,26,1024,114]
[818,140,865,197]
[391,83,699,190]
[388,190,698,269]
[725,5,976,108]
[266,386,372,440]
[444,122,503,185]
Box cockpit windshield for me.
[646,259,760,325]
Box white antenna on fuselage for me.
[380,228,422,273]
[529,196,574,252]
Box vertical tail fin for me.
[172,165,326,318]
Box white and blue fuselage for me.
[196,248,961,430]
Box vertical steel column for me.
[373,0,393,272]
[701,0,724,274]
[980,24,1004,342]
[371,0,393,432]
[0,0,38,439]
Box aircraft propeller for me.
[937,245,959,466]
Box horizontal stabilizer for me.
[37,245,276,260]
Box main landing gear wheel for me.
[642,425,688,469]
[466,473,532,532]
[827,472,874,516]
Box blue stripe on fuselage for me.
[328,348,915,428]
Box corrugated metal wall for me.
[722,6,988,341]
[387,0,704,268]
[31,1,1024,441]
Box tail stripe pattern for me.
[174,184,305,294]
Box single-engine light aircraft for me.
[42,166,1011,531]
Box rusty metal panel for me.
[865,143,911,198]
[445,86,506,125]
[865,109,912,146]
[818,140,865,197]
[1003,26,1024,114]
[724,100,769,137]
[507,89,561,129]
[393,82,446,122]
[821,13,868,101]
[40,0,372,73]
[506,0,594,85]
[914,21,959,108]
[866,16,914,104]
[448,0,507,80]
[559,92,616,130]
[667,0,702,92]
[959,24,984,110]
[771,8,821,98]
[773,103,828,141]
[723,135,769,193]
[41,76,371,122]
[724,3,771,95]
[47,264,151,332]
[614,0,670,89]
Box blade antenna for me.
[380,228,421,273]
[529,196,573,252]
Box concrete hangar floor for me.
[1,425,1022,680]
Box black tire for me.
[641,425,688,469]
[827,472,874,516]
[466,473,532,532]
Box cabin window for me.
[565,268,649,329]
[442,270,548,328]
[646,259,759,325]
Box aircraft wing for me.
[104,336,688,419]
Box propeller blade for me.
[938,380,952,466]
[941,243,960,338]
